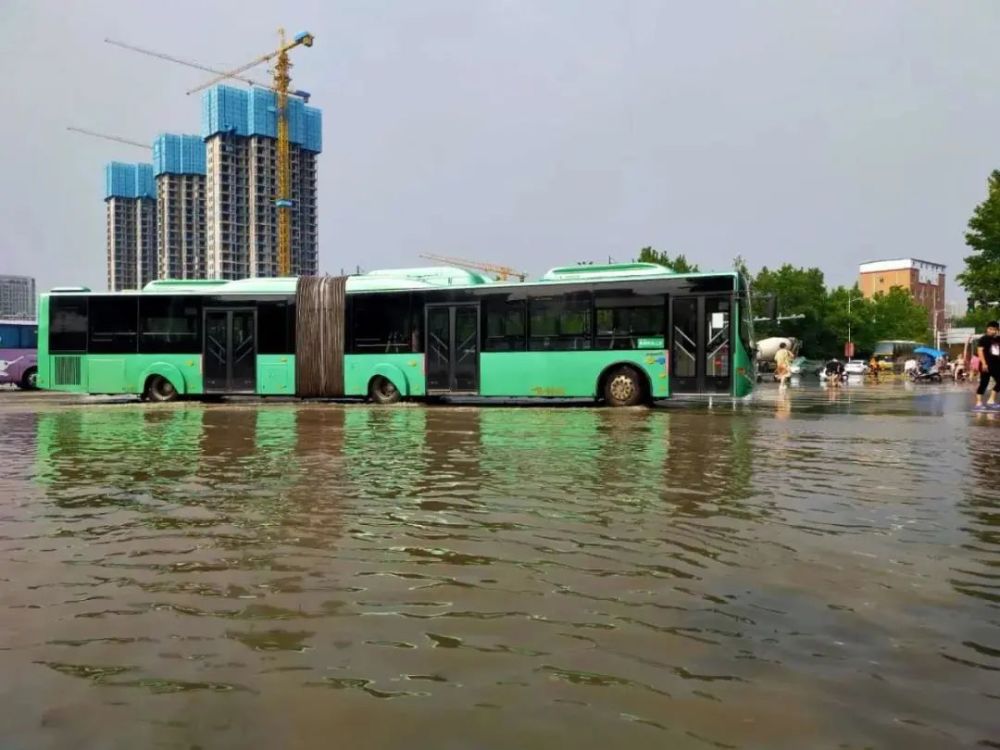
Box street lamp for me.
[932,308,946,349]
[847,294,864,357]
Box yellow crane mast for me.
[419,253,528,282]
[188,29,314,277]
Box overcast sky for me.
[1,0,998,300]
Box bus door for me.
[204,308,257,394]
[425,304,480,394]
[670,296,731,394]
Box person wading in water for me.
[975,320,1000,410]
[774,342,793,389]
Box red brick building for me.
[858,258,946,333]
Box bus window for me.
[350,293,418,354]
[484,297,526,352]
[21,325,38,349]
[594,293,664,349]
[528,295,592,351]
[257,300,294,354]
[50,296,89,352]
[89,296,138,353]
[0,324,18,348]
[139,296,202,353]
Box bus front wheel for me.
[145,375,179,403]
[603,366,645,407]
[370,376,402,405]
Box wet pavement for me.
[0,382,997,749]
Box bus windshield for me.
[873,340,922,361]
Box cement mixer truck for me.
[755,337,800,378]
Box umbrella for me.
[913,346,945,359]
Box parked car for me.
[844,359,869,376]
[789,357,823,376]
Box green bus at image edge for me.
[37,263,755,405]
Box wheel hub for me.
[610,375,634,401]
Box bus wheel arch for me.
[369,375,402,404]
[18,367,38,390]
[598,364,649,407]
[140,366,185,403]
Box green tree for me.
[869,287,932,344]
[636,246,700,273]
[752,264,832,355]
[955,305,1000,330]
[957,170,1000,308]
[826,285,877,355]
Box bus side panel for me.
[257,355,295,395]
[117,354,203,395]
[479,351,669,399]
[344,354,426,397]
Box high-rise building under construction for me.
[202,86,322,279]
[153,134,207,280]
[105,163,156,291]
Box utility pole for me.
[847,293,864,358]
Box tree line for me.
[635,247,931,359]
[623,164,1000,359]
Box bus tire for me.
[145,375,179,403]
[369,375,402,405]
[17,367,38,390]
[602,366,645,407]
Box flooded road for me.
[0,385,997,749]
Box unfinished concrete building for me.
[202,85,321,279]
[153,134,207,280]
[105,162,156,291]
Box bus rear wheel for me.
[145,375,179,403]
[17,367,37,391]
[603,366,645,407]
[370,376,401,405]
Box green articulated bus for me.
[37,262,755,406]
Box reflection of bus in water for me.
[0,320,38,389]
[872,340,923,371]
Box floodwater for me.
[0,384,997,749]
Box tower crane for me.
[67,126,150,151]
[104,39,311,101]
[419,253,528,282]
[188,29,314,277]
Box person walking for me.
[975,320,1000,409]
[774,342,793,388]
[868,354,880,384]
[824,357,844,387]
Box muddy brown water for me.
[0,385,997,749]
